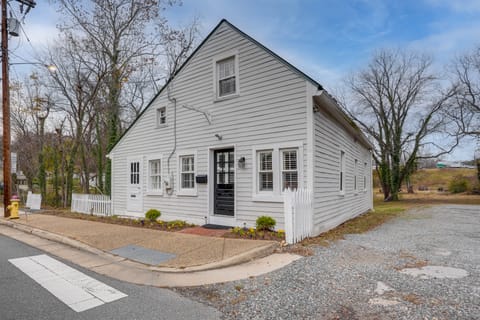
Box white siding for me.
[110,22,308,228]
[312,107,373,236]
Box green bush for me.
[448,175,470,193]
[256,216,276,231]
[145,209,161,222]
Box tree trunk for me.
[105,54,121,196]
[95,119,104,192]
[80,142,90,194]
[38,118,47,205]
[53,149,60,207]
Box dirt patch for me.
[275,244,314,256]
[402,293,423,305]
[326,305,359,320]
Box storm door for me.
[214,149,234,216]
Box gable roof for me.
[110,19,339,153]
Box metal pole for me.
[2,0,11,217]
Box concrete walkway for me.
[0,214,301,287]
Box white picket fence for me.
[71,193,111,216]
[283,188,313,244]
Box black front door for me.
[214,149,234,216]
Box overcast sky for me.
[9,0,480,160]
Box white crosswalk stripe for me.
[9,254,127,312]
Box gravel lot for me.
[175,205,480,319]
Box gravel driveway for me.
[176,205,480,319]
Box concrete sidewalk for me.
[0,213,302,287]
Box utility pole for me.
[2,0,11,217]
[2,0,36,217]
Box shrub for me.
[448,175,470,194]
[471,182,480,195]
[145,209,161,222]
[256,216,276,231]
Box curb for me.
[0,218,279,273]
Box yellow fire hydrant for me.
[7,196,20,219]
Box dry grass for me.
[410,168,477,190]
[303,192,480,247]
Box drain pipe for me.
[166,88,177,195]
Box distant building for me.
[436,161,475,169]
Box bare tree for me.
[42,34,106,204]
[449,45,480,137]
[53,0,198,195]
[343,49,458,201]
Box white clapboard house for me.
[108,19,373,236]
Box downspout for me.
[166,85,177,195]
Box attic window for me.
[156,107,166,127]
[215,54,239,98]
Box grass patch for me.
[303,199,411,246]
[303,192,480,247]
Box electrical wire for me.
[7,0,42,62]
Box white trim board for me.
[9,254,127,312]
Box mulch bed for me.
[38,210,194,232]
[223,230,285,242]
[178,226,230,237]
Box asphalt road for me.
[0,234,221,320]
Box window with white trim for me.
[340,151,345,193]
[253,144,302,201]
[281,149,298,191]
[258,151,273,191]
[156,107,166,126]
[148,159,162,192]
[180,155,195,189]
[216,56,238,97]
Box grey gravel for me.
[175,205,480,319]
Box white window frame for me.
[340,150,345,195]
[156,107,167,127]
[280,148,299,191]
[252,142,303,202]
[257,150,274,194]
[146,154,163,195]
[212,50,240,101]
[177,150,197,196]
